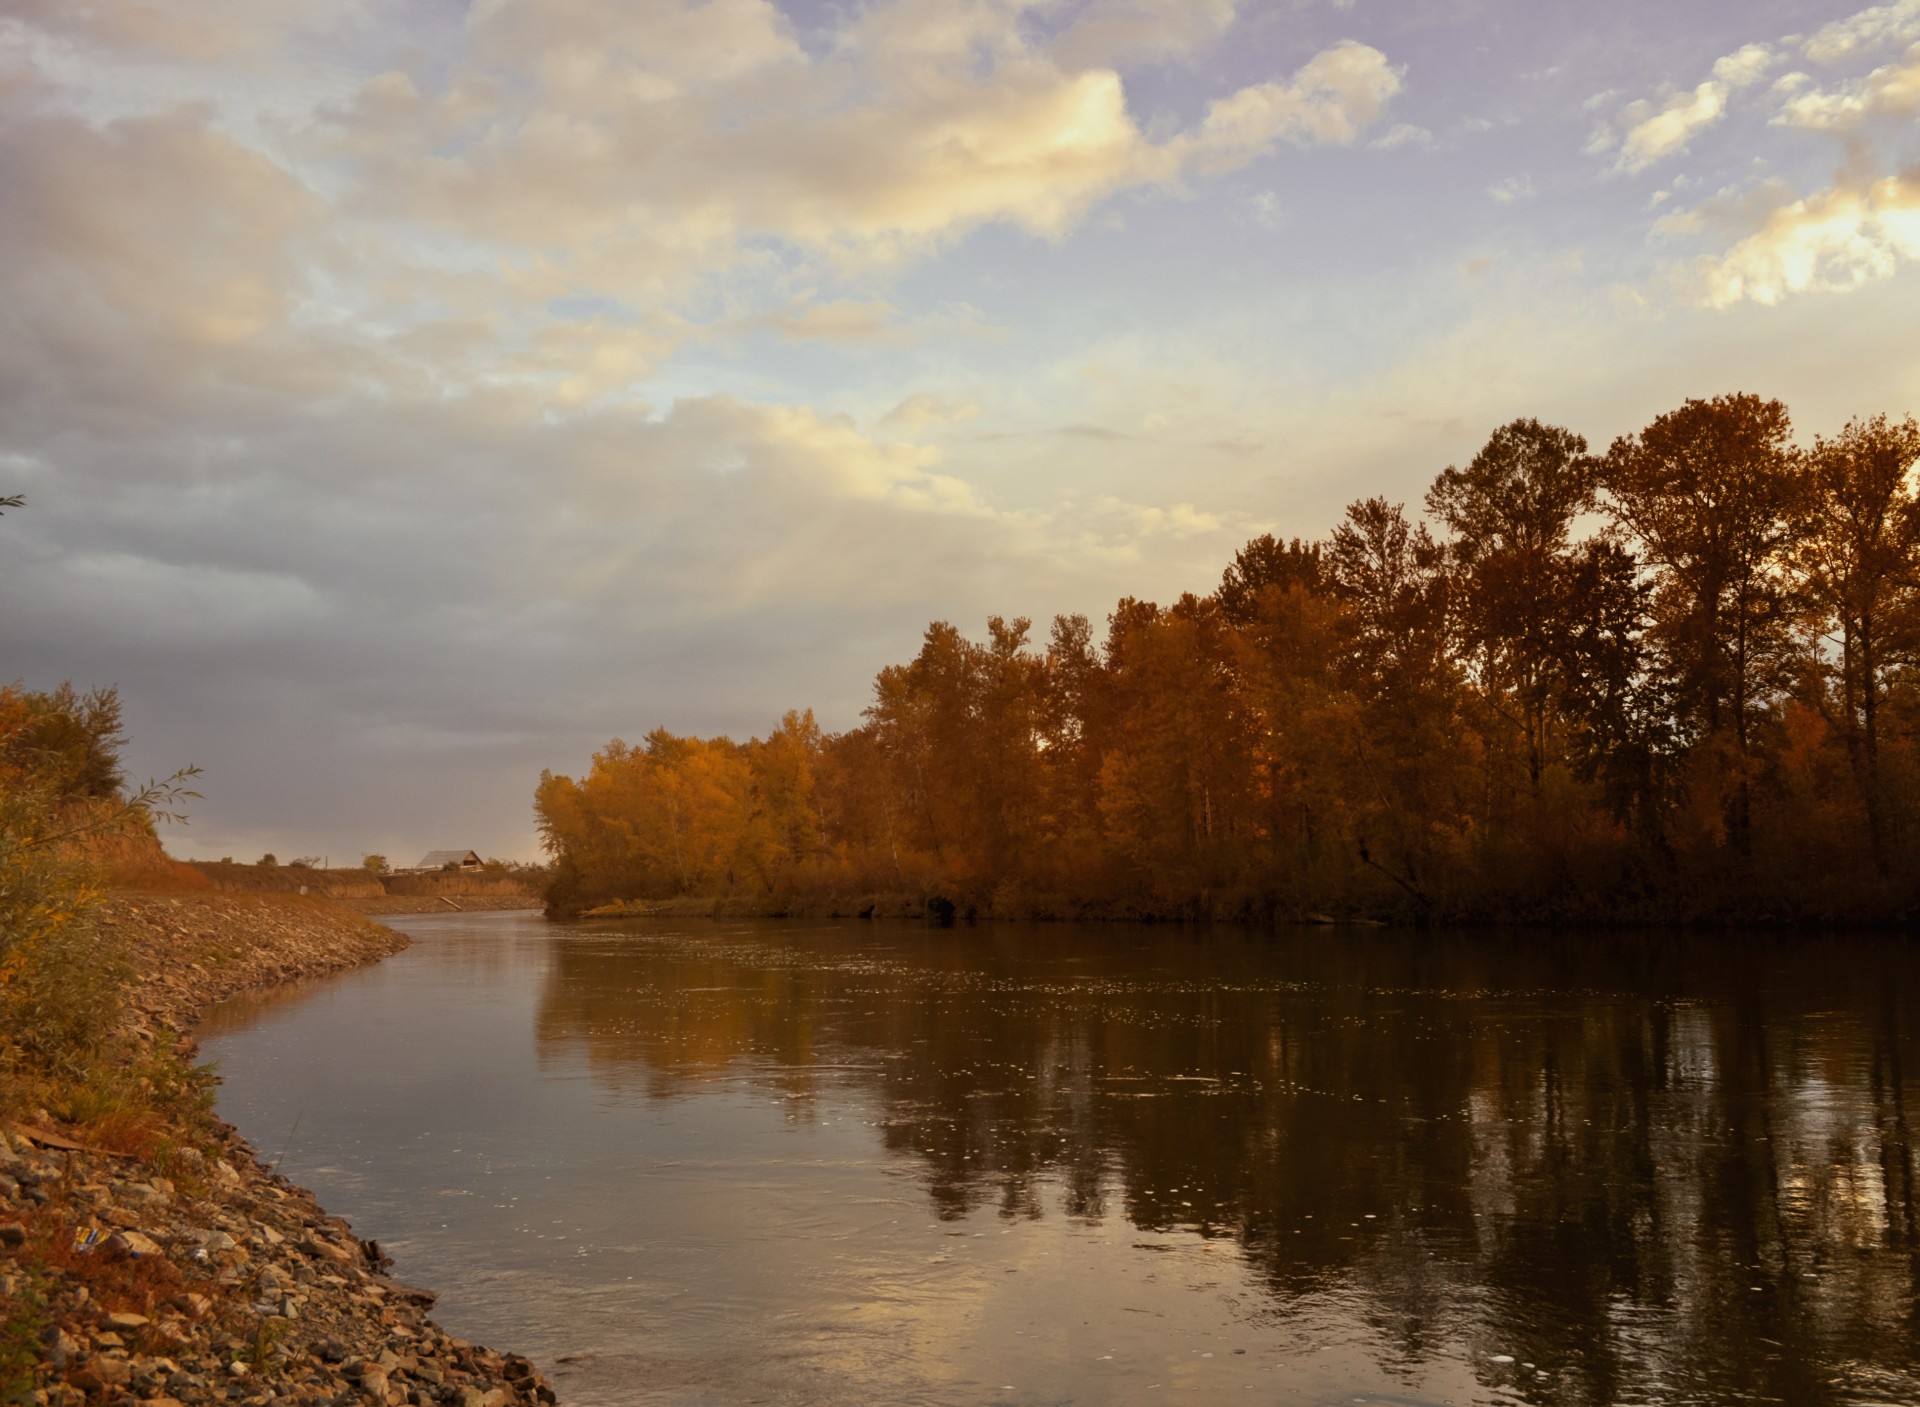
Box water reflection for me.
[533,923,1920,1405]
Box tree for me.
[1426,419,1598,792]
[1216,536,1322,627]
[1096,595,1252,899]
[1601,395,1804,852]
[362,853,390,875]
[0,684,128,801]
[1324,497,1451,701]
[1792,414,1920,870]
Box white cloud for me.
[1804,0,1920,64]
[1488,174,1534,203]
[1369,122,1434,150]
[1600,42,1773,175]
[1712,43,1778,88]
[1776,41,1920,129]
[333,6,1399,301]
[1190,40,1402,168]
[1691,173,1920,307]
[1615,81,1729,172]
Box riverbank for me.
[336,896,540,917]
[0,893,556,1406]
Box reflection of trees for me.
[534,923,1920,1404]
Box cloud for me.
[1776,42,1920,129]
[1804,0,1920,64]
[755,298,910,346]
[1690,171,1920,306]
[1192,41,1401,168]
[1488,174,1534,203]
[1596,43,1773,174]
[1615,83,1729,172]
[880,394,984,432]
[331,5,1400,302]
[1712,44,1778,88]
[1051,0,1239,70]
[1,0,337,62]
[1369,122,1434,150]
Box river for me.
[197,912,1920,1406]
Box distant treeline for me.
[537,395,1920,925]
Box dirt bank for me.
[334,896,540,917]
[0,894,557,1406]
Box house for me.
[415,849,484,873]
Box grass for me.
[0,1272,50,1407]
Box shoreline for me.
[1,893,557,1407]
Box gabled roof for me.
[417,849,482,868]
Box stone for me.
[103,1312,152,1332]
[103,1230,166,1261]
[70,1354,132,1389]
[117,1181,167,1207]
[302,1236,352,1265]
[0,1222,24,1246]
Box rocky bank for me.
[0,894,556,1406]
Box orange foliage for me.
[538,400,1920,925]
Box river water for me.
[197,913,1920,1407]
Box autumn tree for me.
[1601,395,1804,853]
[1427,419,1598,793]
[1215,535,1323,627]
[1792,414,1920,869]
[1096,595,1254,900]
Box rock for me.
[301,1235,352,1265]
[102,1230,166,1261]
[102,1311,152,1332]
[0,1222,24,1246]
[70,1353,132,1389]
[382,1281,437,1308]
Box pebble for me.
[0,896,559,1405]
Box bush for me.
[0,764,125,1086]
[0,684,197,1097]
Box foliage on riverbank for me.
[539,397,1920,926]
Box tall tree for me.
[1216,535,1323,627]
[1601,395,1804,852]
[1426,419,1598,791]
[1792,414,1920,870]
[1324,498,1462,910]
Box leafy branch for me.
[22,766,204,851]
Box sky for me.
[2,0,1919,864]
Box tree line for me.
[536,394,1920,924]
